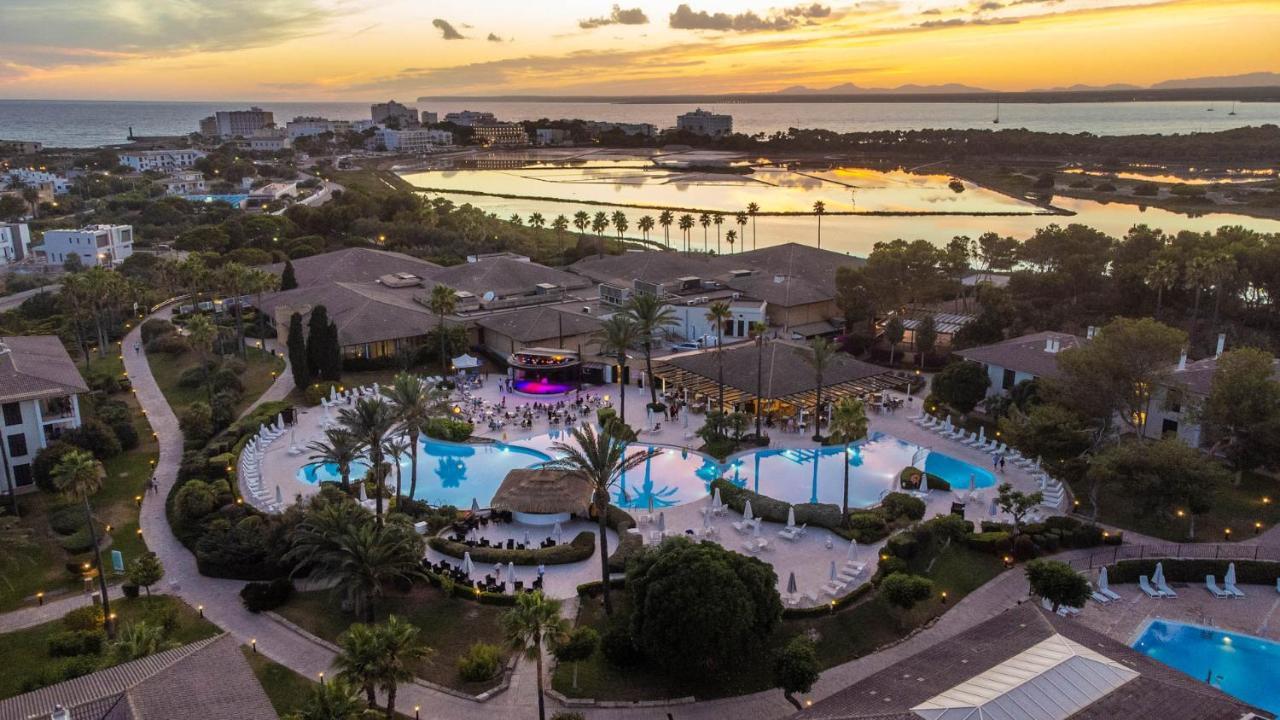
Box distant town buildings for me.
[160,171,207,196]
[422,111,439,125]
[243,129,292,152]
[677,108,733,136]
[39,224,134,268]
[3,168,70,194]
[584,121,657,138]
[473,123,530,147]
[0,140,42,155]
[245,182,298,209]
[285,116,353,138]
[371,100,419,126]
[0,223,32,264]
[379,128,454,153]
[198,108,275,138]
[119,148,206,172]
[444,110,498,127]
[0,335,89,495]
[535,128,572,146]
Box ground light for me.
[1224,528,1232,541]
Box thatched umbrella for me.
[491,469,594,518]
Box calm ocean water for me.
[2,99,1278,148]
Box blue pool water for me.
[297,431,993,511]
[721,433,996,508]
[1132,619,1280,714]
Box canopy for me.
[491,469,594,516]
[452,353,481,370]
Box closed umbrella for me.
[462,552,475,576]
[523,529,531,547]
[753,522,762,539]
[1154,562,1166,587]
[647,494,655,516]
[743,499,754,522]
[1226,563,1237,587]
[275,485,283,504]
[553,522,563,544]
[829,560,838,582]
[712,486,722,510]
[921,473,930,493]
[1099,566,1110,590]
[968,474,977,495]
[787,506,796,529]
[277,413,285,431]
[846,538,858,562]
[508,562,518,585]
[358,482,367,503]
[657,512,666,533]
[976,426,985,444]
[786,572,798,596]
[702,509,711,529]
[470,497,481,514]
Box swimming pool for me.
[1132,619,1280,714]
[721,433,996,508]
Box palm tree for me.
[812,200,826,249]
[637,215,655,244]
[542,426,655,615]
[678,214,695,252]
[705,300,732,412]
[528,212,545,230]
[52,450,114,637]
[658,210,674,248]
[381,372,444,502]
[501,591,570,720]
[380,436,409,506]
[508,213,524,226]
[733,212,748,252]
[827,397,869,516]
[698,212,711,251]
[625,294,677,410]
[805,337,837,442]
[286,679,370,720]
[725,229,737,254]
[340,397,397,526]
[712,212,724,254]
[287,513,424,622]
[427,284,457,376]
[749,321,769,439]
[747,202,760,249]
[611,210,628,244]
[1204,252,1237,327]
[308,428,361,494]
[108,621,175,663]
[372,616,430,719]
[1144,258,1179,318]
[572,211,590,247]
[20,185,40,218]
[186,313,217,403]
[551,214,569,255]
[594,314,638,426]
[1184,255,1211,319]
[216,261,254,358]
[334,622,382,707]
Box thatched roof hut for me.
[491,468,595,516]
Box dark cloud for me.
[432,19,466,40]
[917,16,1019,27]
[486,33,504,42]
[922,8,942,14]
[977,1,1004,10]
[669,3,833,32]
[579,6,650,29]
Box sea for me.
[2,99,1279,148]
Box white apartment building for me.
[676,108,734,136]
[443,110,498,127]
[199,108,275,138]
[0,223,32,265]
[285,117,353,138]
[118,149,206,173]
[244,130,292,152]
[0,336,88,494]
[535,128,572,146]
[379,128,453,152]
[4,168,70,194]
[39,224,134,268]
[371,101,419,126]
[161,171,207,196]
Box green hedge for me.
[781,580,874,618]
[605,505,641,573]
[576,577,627,597]
[711,479,848,537]
[1104,559,1280,585]
[427,531,595,566]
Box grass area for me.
[552,541,1006,701]
[242,647,316,716]
[148,346,283,418]
[1076,470,1280,543]
[288,367,410,406]
[276,585,512,694]
[0,595,219,700]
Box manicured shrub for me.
[57,527,99,553]
[121,584,141,599]
[876,554,908,578]
[303,381,341,406]
[456,642,503,682]
[140,318,176,343]
[880,492,926,521]
[180,402,214,446]
[423,417,474,442]
[48,504,88,535]
[62,606,104,632]
[886,533,919,560]
[177,365,207,389]
[145,333,189,355]
[1012,534,1039,560]
[1105,559,1280,585]
[966,531,1011,554]
[922,513,972,542]
[427,531,594,566]
[62,418,122,460]
[209,367,244,395]
[57,655,100,681]
[240,578,295,612]
[600,623,643,668]
[111,421,140,451]
[47,629,105,657]
[846,511,889,543]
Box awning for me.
[452,353,481,370]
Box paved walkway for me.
[0,583,169,633]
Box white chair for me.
[1156,576,1178,598]
[1139,575,1162,598]
[1223,578,1245,599]
[821,580,847,597]
[1205,575,1232,599]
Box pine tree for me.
[322,318,342,380]
[288,312,312,389]
[307,306,331,383]
[280,260,298,290]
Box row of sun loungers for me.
[239,420,288,512]
[912,414,1020,457]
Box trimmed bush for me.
[886,533,919,559]
[47,629,105,657]
[605,505,641,573]
[423,417,474,442]
[846,511,889,543]
[146,333,189,355]
[1012,534,1039,560]
[140,318,176,343]
[712,479,846,536]
[1105,559,1280,585]
[240,578,295,612]
[111,421,140,451]
[600,623,643,668]
[456,642,503,682]
[62,418,122,460]
[966,531,1011,554]
[57,527,100,553]
[881,492,926,521]
[62,606,104,632]
[427,531,594,566]
[48,504,89,535]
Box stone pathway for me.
[0,584,168,633]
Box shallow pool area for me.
[1132,619,1280,714]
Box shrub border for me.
[427,531,595,566]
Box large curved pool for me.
[297,431,994,511]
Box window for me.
[11,463,32,487]
[6,433,27,458]
[1002,368,1016,391]
[2,403,22,426]
[1161,418,1179,436]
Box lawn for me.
[149,346,283,418]
[1073,470,1280,543]
[242,647,315,716]
[0,595,219,700]
[276,585,513,694]
[552,541,1006,701]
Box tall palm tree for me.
[678,214,695,252]
[334,622,382,708]
[380,436,409,506]
[734,211,748,252]
[20,185,41,218]
[542,426,655,615]
[528,212,545,230]
[805,337,837,442]
[591,211,609,257]
[551,214,569,255]
[1204,252,1237,328]
[508,214,524,226]
[373,616,429,719]
[427,284,457,376]
[594,314,638,426]
[637,215,655,244]
[186,313,217,402]
[725,229,737,254]
[747,202,760,249]
[381,373,444,502]
[625,294,677,410]
[287,513,424,622]
[1144,258,1179,319]
[501,591,570,720]
[216,261,254,358]
[658,210,674,248]
[572,211,590,247]
[698,212,711,252]
[340,398,398,526]
[827,397,869,516]
[307,427,361,494]
[52,450,114,638]
[705,300,732,413]
[1184,255,1211,320]
[286,679,370,720]
[749,321,769,439]
[812,200,826,249]
[611,210,628,244]
[712,212,724,254]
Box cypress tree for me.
[280,260,298,291]
[306,305,330,382]
[322,319,343,380]
[287,312,311,389]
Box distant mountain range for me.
[777,72,1280,95]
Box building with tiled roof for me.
[954,330,1088,396]
[474,305,604,357]
[0,335,89,495]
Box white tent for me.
[452,353,481,371]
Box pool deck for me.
[1074,580,1280,646]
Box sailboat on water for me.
[993,100,1000,124]
[1229,101,1238,116]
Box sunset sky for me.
[0,0,1276,100]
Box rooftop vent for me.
[50,706,70,720]
[378,273,421,288]
[773,274,787,284]
[1044,337,1061,353]
[729,269,753,278]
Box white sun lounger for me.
[821,580,847,597]
[1098,584,1121,601]
[777,524,806,542]
[1223,578,1245,599]
[1139,575,1163,598]
[1156,577,1178,598]
[1205,576,1232,599]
